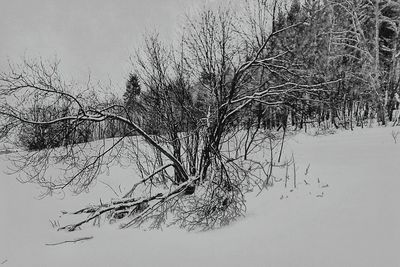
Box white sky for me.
[0,0,219,93]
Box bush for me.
[17,107,93,151]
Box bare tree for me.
[0,3,337,231]
[329,0,400,125]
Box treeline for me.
[276,0,400,129]
[122,0,400,136]
[17,95,129,150]
[18,0,400,150]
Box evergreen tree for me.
[123,73,141,112]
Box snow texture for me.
[1,126,399,266]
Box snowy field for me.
[1,126,399,266]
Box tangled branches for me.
[0,3,336,231]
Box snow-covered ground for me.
[1,126,399,266]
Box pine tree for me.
[123,73,141,112]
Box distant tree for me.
[17,96,93,150]
[123,73,141,113]
[329,0,400,125]
[287,0,301,24]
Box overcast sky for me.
[0,0,218,92]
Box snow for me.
[1,126,400,266]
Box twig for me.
[392,130,399,144]
[285,161,289,188]
[1,259,7,265]
[304,163,310,175]
[45,236,93,246]
[278,125,286,163]
[123,163,173,198]
[99,180,120,197]
[292,154,297,189]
